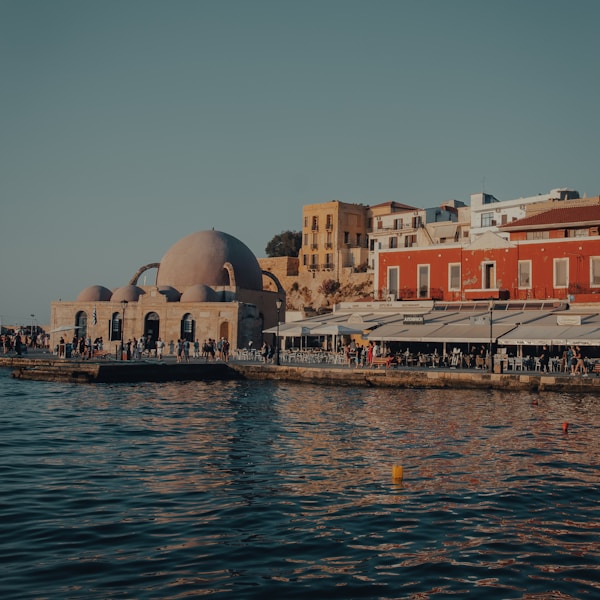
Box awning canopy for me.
[497,325,571,346]
[422,323,518,344]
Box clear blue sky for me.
[1,0,599,326]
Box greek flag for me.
[92,305,97,325]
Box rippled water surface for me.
[1,368,600,599]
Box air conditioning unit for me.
[386,293,396,302]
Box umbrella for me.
[310,323,364,353]
[49,325,81,333]
[263,323,313,336]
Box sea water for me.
[1,368,599,599]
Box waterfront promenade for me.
[1,348,598,393]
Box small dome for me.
[157,286,181,302]
[76,285,113,302]
[180,284,219,303]
[156,230,263,291]
[111,285,146,303]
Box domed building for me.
[50,230,285,356]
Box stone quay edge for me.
[1,355,599,392]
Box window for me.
[181,313,194,342]
[566,228,588,238]
[591,257,600,287]
[527,231,549,240]
[394,218,403,230]
[311,216,318,230]
[518,261,531,288]
[418,265,429,298]
[389,236,398,249]
[111,312,122,341]
[404,235,417,248]
[482,262,495,289]
[303,216,308,228]
[303,233,308,245]
[448,263,461,291]
[387,266,399,298]
[344,231,350,244]
[412,215,422,229]
[377,220,383,230]
[481,212,494,227]
[356,233,362,246]
[303,254,308,266]
[554,258,568,288]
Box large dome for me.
[156,230,263,291]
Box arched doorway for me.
[75,311,88,339]
[180,313,194,342]
[219,321,230,342]
[144,312,160,344]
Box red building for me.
[376,203,600,304]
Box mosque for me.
[49,230,285,354]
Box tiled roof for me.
[500,205,600,229]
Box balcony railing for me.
[321,263,334,271]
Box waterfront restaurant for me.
[265,299,600,370]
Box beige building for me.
[300,200,369,278]
[50,230,285,354]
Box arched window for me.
[110,312,122,341]
[181,313,194,342]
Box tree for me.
[265,230,302,257]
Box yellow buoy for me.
[392,465,403,481]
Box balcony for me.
[310,244,318,250]
[321,263,334,271]
[307,264,320,272]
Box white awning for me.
[422,323,517,344]
[497,325,570,346]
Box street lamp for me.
[120,300,128,360]
[275,298,282,366]
[488,301,493,373]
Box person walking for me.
[156,338,164,359]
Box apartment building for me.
[374,202,600,304]
[469,188,580,241]
[299,200,369,277]
[367,200,469,276]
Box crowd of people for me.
[1,331,50,355]
[3,327,596,376]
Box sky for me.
[1,0,599,326]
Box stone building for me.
[49,230,284,354]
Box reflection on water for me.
[1,369,599,599]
